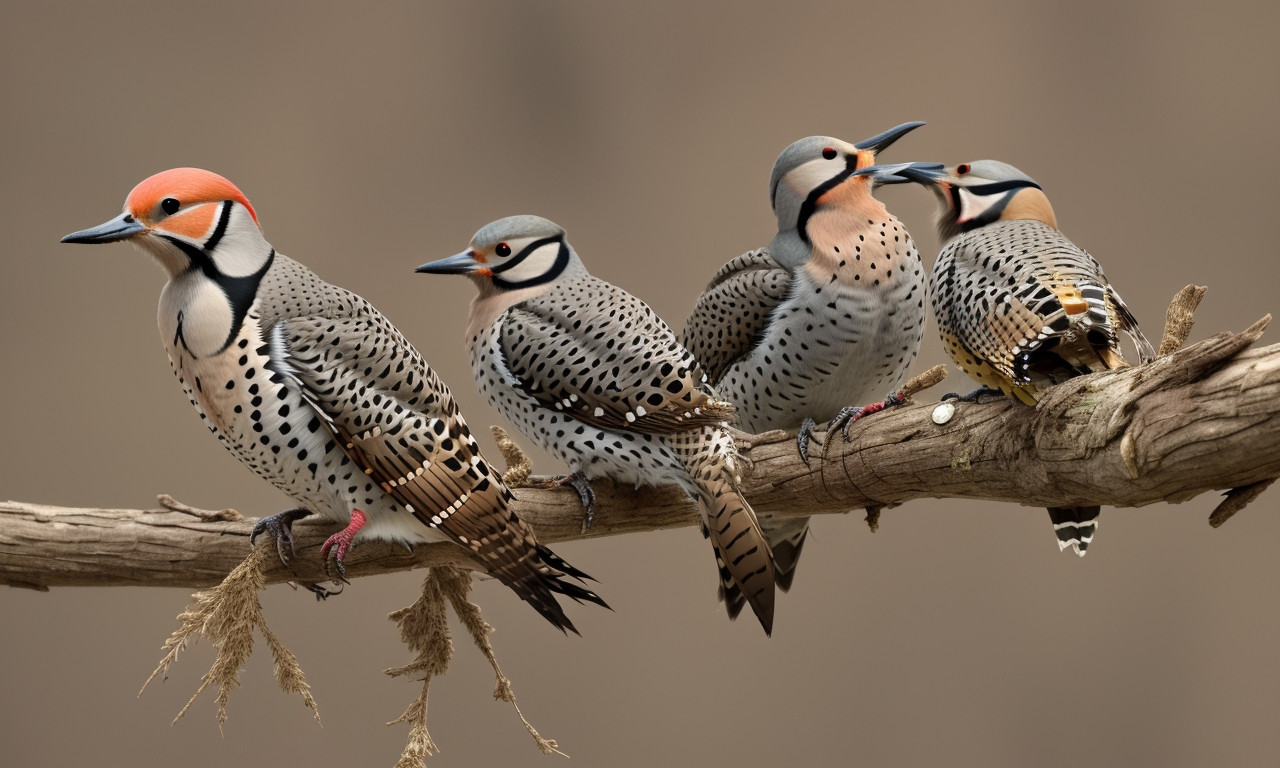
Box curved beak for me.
[853,161,947,187]
[415,249,484,275]
[61,213,148,244]
[853,121,926,154]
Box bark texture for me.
[3,311,1276,591]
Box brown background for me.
[3,2,1278,766]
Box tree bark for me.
[4,313,1277,591]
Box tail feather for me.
[1047,506,1100,557]
[761,516,809,593]
[682,425,776,634]
[1107,285,1155,363]
[700,482,775,635]
[721,515,807,620]
[492,547,610,635]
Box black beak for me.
[853,121,926,154]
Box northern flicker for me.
[680,123,933,603]
[888,159,1155,555]
[417,215,777,634]
[61,168,606,632]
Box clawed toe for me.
[293,581,344,600]
[942,386,1003,403]
[796,417,819,465]
[249,507,311,566]
[535,473,597,531]
[565,475,597,533]
[823,391,907,442]
[827,406,863,441]
[320,509,367,584]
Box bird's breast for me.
[159,272,242,360]
[803,209,918,292]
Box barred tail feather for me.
[699,479,776,635]
[679,425,776,634]
[1047,506,1100,557]
[720,515,807,621]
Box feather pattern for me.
[930,219,1154,403]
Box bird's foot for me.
[941,385,1003,404]
[565,475,598,533]
[291,581,345,601]
[249,507,312,566]
[796,417,819,466]
[827,407,864,441]
[828,390,907,441]
[320,509,367,582]
[535,474,597,532]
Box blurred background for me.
[3,2,1278,766]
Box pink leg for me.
[828,391,906,441]
[321,509,367,581]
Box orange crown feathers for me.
[125,168,259,226]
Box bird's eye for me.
[495,243,511,257]
[955,164,971,175]
[161,197,180,215]
[822,147,838,160]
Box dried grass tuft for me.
[140,545,320,730]
[491,425,534,487]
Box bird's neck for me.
[999,187,1058,228]
[465,279,553,342]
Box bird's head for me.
[416,215,577,293]
[768,121,925,266]
[62,168,268,279]
[874,159,1058,241]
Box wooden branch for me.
[4,307,1278,591]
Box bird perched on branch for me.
[880,159,1156,555]
[61,168,606,632]
[680,122,934,602]
[417,215,777,634]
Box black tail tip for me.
[513,546,611,634]
[1048,506,1100,557]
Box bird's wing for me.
[496,277,734,434]
[680,248,792,385]
[1105,283,1156,363]
[940,223,1136,386]
[264,308,605,629]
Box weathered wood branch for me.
[4,309,1277,591]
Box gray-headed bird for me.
[418,215,777,634]
[681,123,934,599]
[884,159,1156,555]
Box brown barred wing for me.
[266,311,606,632]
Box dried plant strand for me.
[436,566,565,757]
[491,425,535,487]
[387,572,453,765]
[140,545,319,729]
